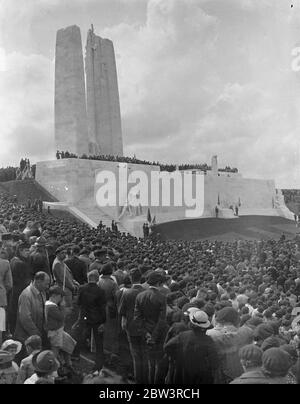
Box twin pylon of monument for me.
[54,25,123,157]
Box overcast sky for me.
[0,0,300,188]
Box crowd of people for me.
[283,189,300,204]
[0,159,36,183]
[0,185,300,384]
[56,151,238,173]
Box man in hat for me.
[134,271,168,384]
[207,307,244,383]
[64,246,87,285]
[52,247,79,331]
[24,350,59,384]
[119,268,145,383]
[89,248,107,274]
[1,233,15,260]
[98,262,119,356]
[72,270,106,371]
[30,237,51,279]
[14,271,50,345]
[9,241,32,334]
[164,310,219,384]
[0,249,12,345]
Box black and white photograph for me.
[0,0,300,390]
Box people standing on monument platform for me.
[215,206,219,218]
[235,205,239,216]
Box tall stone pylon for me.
[55,25,89,156]
[85,25,123,156]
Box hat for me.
[0,351,13,373]
[55,246,66,255]
[281,344,298,362]
[32,350,59,374]
[147,271,164,286]
[253,323,274,341]
[1,339,22,354]
[262,348,291,377]
[35,236,47,247]
[189,310,211,329]
[100,262,113,276]
[184,307,200,316]
[216,307,239,326]
[0,350,13,366]
[261,336,280,352]
[239,344,263,367]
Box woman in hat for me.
[1,339,22,371]
[0,350,18,384]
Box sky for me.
[0,0,300,188]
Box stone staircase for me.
[74,194,129,233]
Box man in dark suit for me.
[119,268,145,383]
[9,242,32,335]
[164,310,219,384]
[65,245,87,285]
[134,271,168,384]
[72,270,106,371]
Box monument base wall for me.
[36,159,292,234]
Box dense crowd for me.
[0,187,300,384]
[282,189,300,204]
[0,167,17,183]
[0,159,36,183]
[56,151,238,173]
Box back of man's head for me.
[130,268,142,284]
[72,246,81,256]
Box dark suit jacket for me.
[119,284,145,336]
[134,287,167,343]
[65,256,87,285]
[77,283,106,325]
[164,329,219,384]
